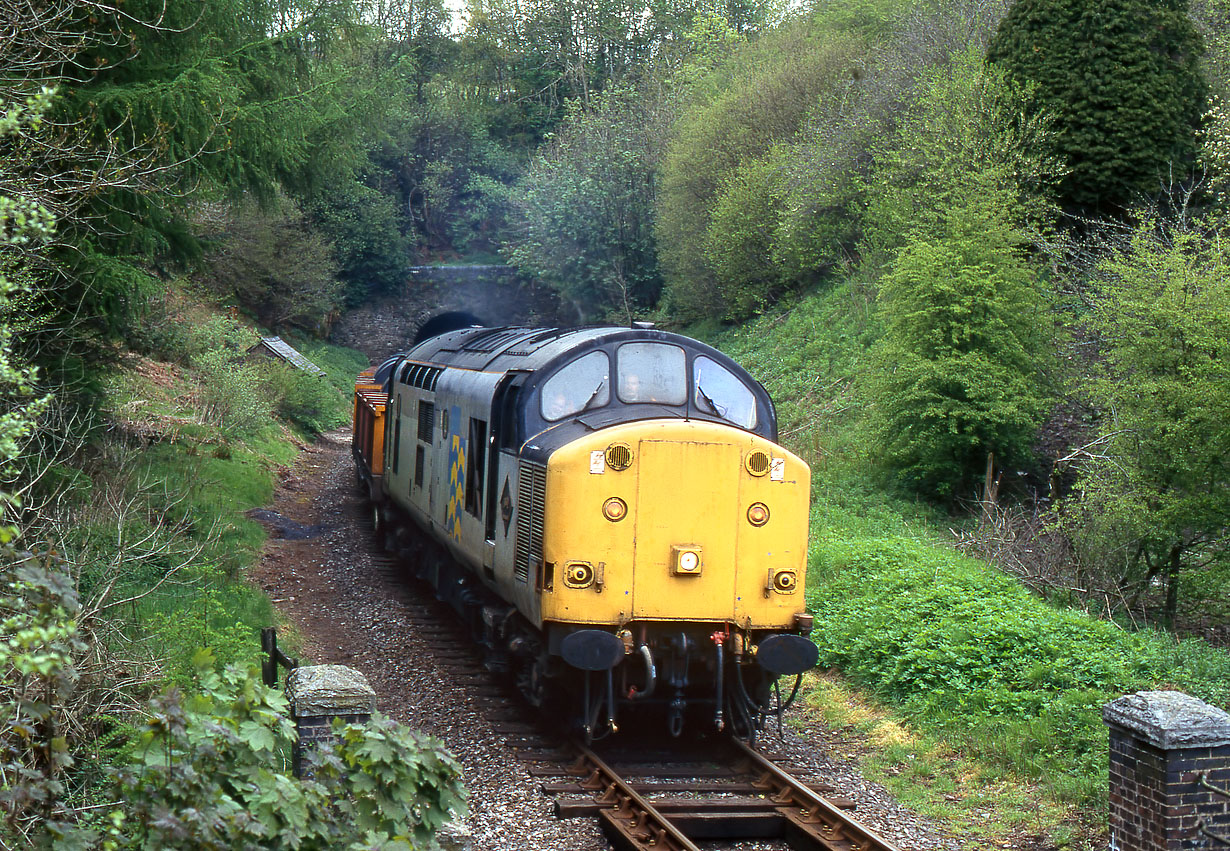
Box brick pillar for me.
[1103,690,1230,850]
[285,664,377,778]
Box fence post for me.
[285,665,376,779]
[1103,690,1230,850]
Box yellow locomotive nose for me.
[541,419,808,629]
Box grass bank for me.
[58,302,367,692]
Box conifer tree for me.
[987,0,1205,214]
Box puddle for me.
[246,508,328,540]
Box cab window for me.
[617,343,686,405]
[693,356,757,429]
[540,351,610,421]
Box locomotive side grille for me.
[417,401,435,443]
[463,329,523,353]
[514,461,547,583]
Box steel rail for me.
[732,737,904,851]
[563,736,905,851]
[569,739,703,851]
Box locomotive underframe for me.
[375,495,810,739]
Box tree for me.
[310,178,414,304]
[655,17,866,321]
[199,195,343,333]
[861,49,1059,269]
[1069,218,1230,627]
[862,195,1051,500]
[986,0,1206,215]
[506,88,666,321]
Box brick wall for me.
[1104,690,1230,850]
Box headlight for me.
[769,569,797,594]
[602,497,627,522]
[747,502,770,526]
[671,545,702,576]
[564,562,595,588]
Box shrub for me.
[265,363,348,437]
[987,0,1205,214]
[107,661,466,851]
[192,348,270,438]
[809,535,1230,793]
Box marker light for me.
[679,551,699,572]
[602,497,628,522]
[747,502,770,527]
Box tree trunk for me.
[1162,543,1183,629]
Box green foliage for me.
[193,349,271,440]
[310,179,412,303]
[701,154,789,319]
[198,195,343,334]
[507,88,665,321]
[987,0,1206,214]
[382,98,519,257]
[860,51,1060,270]
[107,661,464,850]
[656,19,867,320]
[266,365,348,437]
[0,547,88,846]
[862,196,1051,499]
[808,535,1230,794]
[1203,93,1230,206]
[1067,217,1230,626]
[0,89,55,487]
[855,55,1055,500]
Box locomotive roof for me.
[400,323,779,443]
[405,325,698,373]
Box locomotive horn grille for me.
[605,443,633,471]
[746,450,771,476]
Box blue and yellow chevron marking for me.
[445,405,465,541]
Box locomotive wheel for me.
[518,654,550,708]
[371,503,386,537]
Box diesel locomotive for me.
[352,315,818,739]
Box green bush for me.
[809,535,1230,794]
[656,20,868,322]
[987,0,1205,214]
[193,348,271,438]
[265,364,348,436]
[106,661,465,851]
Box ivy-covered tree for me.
[987,0,1206,215]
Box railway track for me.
[524,734,902,851]
[362,506,901,851]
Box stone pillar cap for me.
[1103,690,1230,749]
[285,664,377,717]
